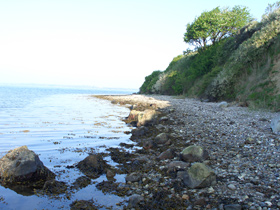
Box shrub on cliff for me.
[140,70,162,94]
[140,3,280,110]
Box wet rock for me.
[0,146,55,186]
[157,149,175,160]
[106,169,116,180]
[77,154,109,178]
[131,126,149,137]
[128,194,144,208]
[167,161,189,172]
[70,200,99,210]
[43,179,67,195]
[126,172,141,183]
[143,140,157,150]
[270,116,280,134]
[155,133,169,144]
[180,145,209,163]
[224,204,242,210]
[181,163,216,188]
[71,176,91,190]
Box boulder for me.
[71,176,91,190]
[125,172,141,183]
[218,101,228,108]
[271,116,280,134]
[43,179,67,195]
[137,110,159,127]
[180,163,216,188]
[70,200,98,210]
[180,145,209,163]
[155,133,169,144]
[128,194,144,208]
[126,109,159,127]
[167,161,190,172]
[0,146,55,186]
[127,110,141,122]
[77,154,109,178]
[157,149,175,160]
[131,126,149,137]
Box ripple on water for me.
[0,93,133,209]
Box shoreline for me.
[94,94,280,209]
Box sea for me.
[0,84,137,210]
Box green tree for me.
[184,6,251,49]
[264,1,280,16]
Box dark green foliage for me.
[139,4,280,111]
[140,70,162,94]
[184,6,251,49]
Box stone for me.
[224,204,242,210]
[143,140,157,150]
[128,194,144,208]
[106,169,116,180]
[127,110,141,121]
[137,109,159,127]
[270,116,280,134]
[181,163,216,188]
[228,184,237,190]
[182,194,189,200]
[71,176,91,190]
[43,179,67,194]
[218,101,228,108]
[131,126,149,137]
[0,146,55,185]
[155,133,169,144]
[70,200,98,210]
[77,154,109,178]
[194,198,207,206]
[167,161,189,172]
[125,172,142,183]
[180,145,209,163]
[157,149,175,160]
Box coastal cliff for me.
[140,7,280,111]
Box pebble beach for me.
[96,94,280,209]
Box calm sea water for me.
[0,85,136,210]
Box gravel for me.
[95,94,280,209]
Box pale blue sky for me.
[0,0,275,89]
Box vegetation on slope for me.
[140,2,280,111]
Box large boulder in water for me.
[0,146,55,186]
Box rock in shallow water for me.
[77,154,110,178]
[0,146,55,186]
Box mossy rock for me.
[180,145,209,163]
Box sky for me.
[0,0,276,90]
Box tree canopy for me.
[184,6,252,49]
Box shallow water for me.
[0,85,134,209]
